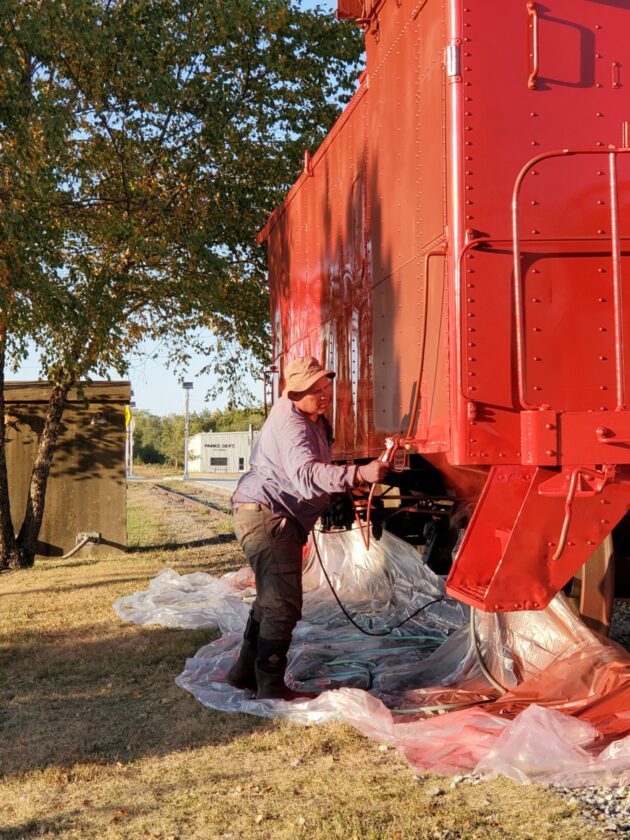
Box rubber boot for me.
[255,637,317,701]
[226,613,259,692]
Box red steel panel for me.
[264,0,449,461]
[458,1,630,466]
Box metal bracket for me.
[445,40,461,82]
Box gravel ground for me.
[558,599,630,835]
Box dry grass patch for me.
[0,483,601,839]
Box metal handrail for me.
[511,147,630,411]
[526,2,539,90]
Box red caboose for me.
[259,0,630,631]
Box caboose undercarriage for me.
[322,454,626,635]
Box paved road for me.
[191,477,239,494]
[128,475,239,493]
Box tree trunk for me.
[0,329,20,570]
[14,382,72,568]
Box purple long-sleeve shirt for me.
[231,397,358,533]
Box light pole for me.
[182,382,193,480]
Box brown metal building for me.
[4,381,130,558]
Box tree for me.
[133,406,266,466]
[0,0,362,568]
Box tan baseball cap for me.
[282,356,335,398]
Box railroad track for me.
[150,483,232,516]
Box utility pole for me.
[183,382,193,480]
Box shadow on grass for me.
[0,576,163,598]
[128,533,236,553]
[0,623,271,778]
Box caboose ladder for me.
[446,464,630,612]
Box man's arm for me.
[279,421,387,499]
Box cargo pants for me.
[233,505,307,641]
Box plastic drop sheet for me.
[113,528,630,786]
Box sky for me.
[14,0,342,418]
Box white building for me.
[188,428,259,473]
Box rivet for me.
[567,541,575,547]
[598,297,607,303]
[533,355,542,361]
[600,385,608,390]
[533,326,542,332]
[468,356,476,362]
[545,449,555,456]
[530,112,538,117]
[600,406,607,410]
[533,385,542,390]
[530,170,539,175]
[531,297,540,303]
[531,229,539,234]
[597,170,605,176]
[468,342,476,347]
[545,423,555,430]
[597,200,605,205]
[601,519,609,525]
[599,326,607,331]
[598,267,606,272]
[599,355,607,361]
[547,541,556,547]
[598,229,606,234]
[531,200,538,205]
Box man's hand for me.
[356,460,389,484]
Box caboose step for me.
[446,465,630,612]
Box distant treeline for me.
[132,407,265,467]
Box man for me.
[228,356,389,701]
